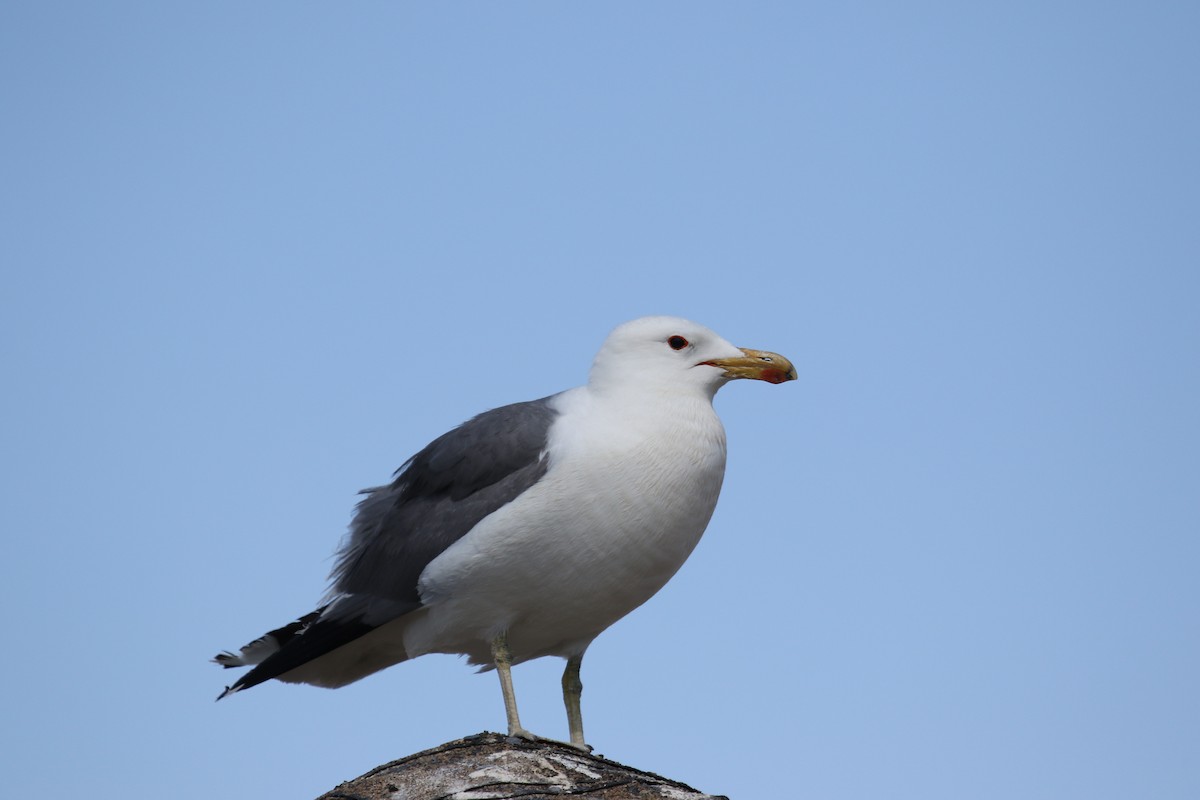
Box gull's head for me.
[588,315,796,399]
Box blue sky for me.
[2,3,1197,798]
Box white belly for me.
[405,389,727,664]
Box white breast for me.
[406,385,728,664]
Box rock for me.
[315,732,727,800]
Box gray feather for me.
[330,395,559,604]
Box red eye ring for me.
[667,335,689,351]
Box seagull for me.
[214,316,796,749]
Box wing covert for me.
[330,395,559,604]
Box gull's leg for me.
[561,653,591,751]
[491,632,535,741]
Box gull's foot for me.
[504,728,593,753]
[506,726,540,743]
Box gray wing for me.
[213,394,560,697]
[330,394,560,604]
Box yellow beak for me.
[700,348,797,384]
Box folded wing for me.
[214,396,560,698]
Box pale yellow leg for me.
[491,632,535,741]
[561,654,590,750]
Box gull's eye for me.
[667,335,689,351]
